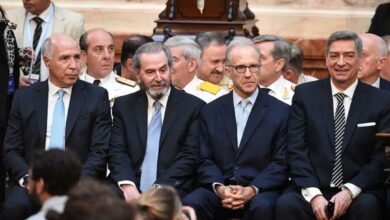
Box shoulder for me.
[54,5,84,21]
[114,89,143,105]
[114,75,137,87]
[6,8,25,19]
[201,92,231,113]
[173,88,205,106]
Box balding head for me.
[42,34,81,88]
[358,33,388,85]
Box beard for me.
[140,82,170,100]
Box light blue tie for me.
[49,90,65,149]
[140,101,162,192]
[236,99,251,147]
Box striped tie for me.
[32,17,43,77]
[330,93,346,188]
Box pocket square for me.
[357,122,376,127]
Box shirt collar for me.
[233,87,259,107]
[146,86,171,110]
[84,71,113,85]
[261,75,284,93]
[26,2,53,22]
[372,77,380,88]
[330,78,358,99]
[48,79,73,96]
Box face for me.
[358,36,383,83]
[381,44,390,81]
[198,43,226,84]
[255,41,283,87]
[44,35,81,88]
[82,30,115,79]
[326,40,361,90]
[170,46,195,89]
[138,51,171,100]
[226,45,261,98]
[122,58,138,81]
[23,0,51,15]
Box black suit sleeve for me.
[81,89,111,178]
[3,90,29,181]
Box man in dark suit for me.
[2,34,111,220]
[108,42,204,202]
[358,33,390,92]
[183,41,290,220]
[276,31,390,220]
[0,6,20,210]
[368,3,390,37]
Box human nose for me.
[216,61,224,73]
[336,56,346,66]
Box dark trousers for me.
[183,187,280,220]
[2,184,40,220]
[275,186,384,220]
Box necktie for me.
[236,99,251,147]
[32,17,43,77]
[140,101,162,192]
[330,93,347,188]
[49,90,66,149]
[93,79,101,85]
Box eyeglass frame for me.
[227,64,261,73]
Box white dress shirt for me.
[372,77,380,88]
[302,79,361,203]
[184,76,228,103]
[45,80,72,150]
[26,196,68,220]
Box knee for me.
[275,193,300,213]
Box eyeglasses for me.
[228,64,261,73]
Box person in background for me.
[79,28,139,107]
[358,33,390,92]
[120,34,153,82]
[0,4,20,212]
[283,44,317,85]
[380,35,390,81]
[7,0,84,87]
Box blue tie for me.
[49,90,65,149]
[236,99,251,147]
[140,101,162,192]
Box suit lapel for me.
[160,88,179,146]
[238,90,267,151]
[34,81,48,144]
[221,93,238,151]
[342,82,366,152]
[320,79,335,147]
[135,92,148,149]
[65,80,86,140]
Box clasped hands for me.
[310,189,353,220]
[216,185,256,210]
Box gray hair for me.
[378,37,388,57]
[132,42,173,72]
[195,31,226,51]
[225,42,261,66]
[228,36,253,47]
[252,35,283,44]
[164,36,201,65]
[42,37,52,58]
[253,35,290,72]
[326,30,362,56]
[288,44,304,76]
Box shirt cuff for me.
[301,187,322,203]
[118,180,136,189]
[18,174,29,188]
[343,183,361,199]
[212,182,224,195]
[250,185,259,194]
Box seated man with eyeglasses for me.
[183,41,290,220]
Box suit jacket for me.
[288,78,390,192]
[197,90,290,191]
[3,80,111,182]
[7,4,85,46]
[109,87,205,192]
[368,3,390,37]
[380,77,390,92]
